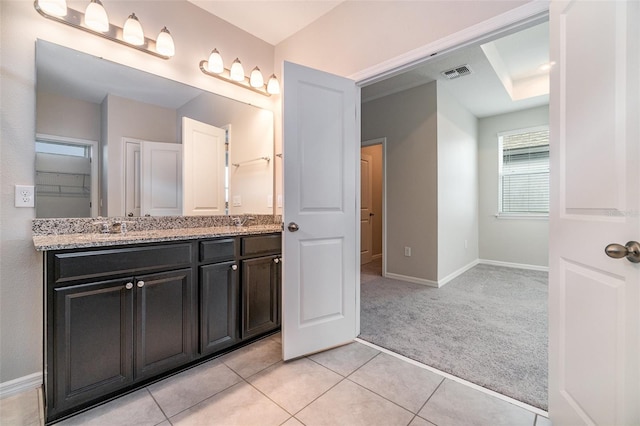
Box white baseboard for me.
[479,259,549,272]
[0,372,42,399]
[437,259,480,287]
[384,272,439,288]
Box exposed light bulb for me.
[207,49,224,74]
[37,0,67,17]
[229,58,245,82]
[267,74,280,95]
[123,13,144,46]
[156,27,175,57]
[250,67,264,88]
[84,0,109,32]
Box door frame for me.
[346,0,550,415]
[361,138,387,277]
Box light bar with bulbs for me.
[34,0,175,59]
[200,49,280,97]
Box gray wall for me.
[478,105,549,267]
[104,94,178,216]
[362,82,439,282]
[436,83,479,280]
[36,91,101,141]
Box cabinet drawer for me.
[199,238,236,263]
[241,234,281,256]
[52,243,193,284]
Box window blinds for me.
[500,129,549,214]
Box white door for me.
[548,1,639,425]
[182,117,226,216]
[282,61,359,360]
[141,141,182,216]
[361,152,373,264]
[124,140,141,217]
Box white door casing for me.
[548,1,639,425]
[361,152,373,264]
[182,117,226,216]
[124,140,141,217]
[282,61,360,360]
[141,141,182,217]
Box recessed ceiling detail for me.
[441,65,473,80]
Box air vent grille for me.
[441,64,472,80]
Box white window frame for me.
[497,125,549,219]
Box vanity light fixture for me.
[122,13,144,45]
[34,0,175,59]
[199,49,280,97]
[84,0,108,32]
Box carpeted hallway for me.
[359,259,548,410]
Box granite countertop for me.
[33,224,283,251]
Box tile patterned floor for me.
[0,333,550,426]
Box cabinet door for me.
[51,278,134,416]
[200,261,239,356]
[135,268,194,380]
[241,255,281,339]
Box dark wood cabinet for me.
[45,233,281,423]
[240,234,282,339]
[199,260,239,355]
[51,278,134,415]
[134,269,195,380]
[241,254,281,339]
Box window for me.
[498,126,549,216]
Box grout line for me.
[355,338,549,417]
[144,387,169,423]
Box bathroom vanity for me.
[34,216,282,423]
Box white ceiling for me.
[187,1,344,46]
[361,21,550,118]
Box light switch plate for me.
[232,195,242,207]
[15,185,35,207]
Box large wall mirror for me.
[35,39,274,218]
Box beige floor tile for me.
[219,338,282,378]
[281,417,305,426]
[308,341,379,376]
[409,416,436,426]
[170,381,290,426]
[349,352,444,413]
[418,379,535,426]
[247,358,342,414]
[270,332,282,344]
[147,359,242,417]
[0,389,41,426]
[296,379,414,426]
[536,414,552,426]
[55,389,166,426]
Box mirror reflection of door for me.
[124,137,182,217]
[35,135,98,218]
[361,152,373,264]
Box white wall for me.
[36,91,101,141]
[478,105,549,267]
[0,0,275,385]
[436,83,479,280]
[362,82,439,282]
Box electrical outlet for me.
[404,246,411,257]
[15,185,35,208]
[267,195,273,208]
[232,195,242,207]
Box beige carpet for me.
[359,261,548,410]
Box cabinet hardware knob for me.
[125,282,133,290]
[231,264,238,271]
[274,258,280,264]
[137,281,145,288]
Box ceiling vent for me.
[441,64,473,80]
